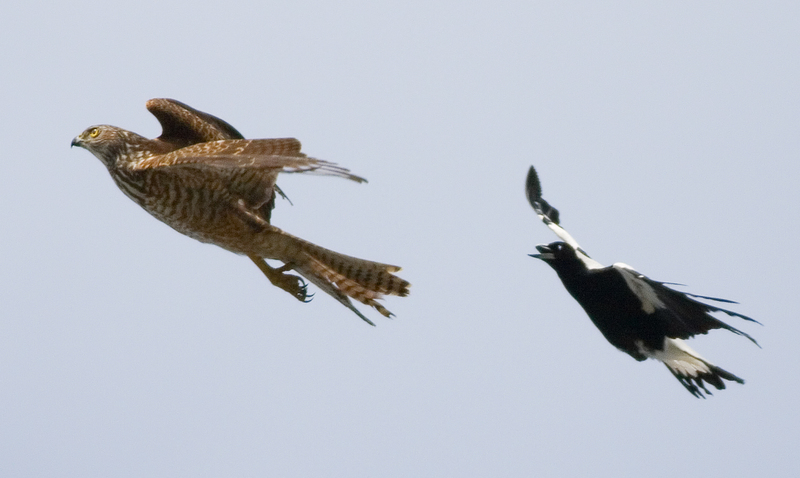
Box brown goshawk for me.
[72,99,409,324]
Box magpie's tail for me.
[653,338,745,398]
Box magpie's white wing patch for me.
[613,263,666,314]
[577,251,605,270]
[525,166,599,267]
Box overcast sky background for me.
[2,2,798,477]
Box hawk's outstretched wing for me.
[137,139,366,183]
[146,99,308,220]
[147,98,247,147]
[139,154,363,216]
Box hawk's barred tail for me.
[260,230,410,324]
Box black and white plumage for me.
[526,165,760,398]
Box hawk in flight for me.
[72,98,409,324]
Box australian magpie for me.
[526,165,760,398]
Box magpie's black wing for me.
[615,265,760,346]
[525,165,561,224]
[526,165,592,259]
[652,281,761,345]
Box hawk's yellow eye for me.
[89,128,99,138]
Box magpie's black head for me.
[530,241,571,261]
[530,241,588,269]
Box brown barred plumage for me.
[72,98,409,324]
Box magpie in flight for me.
[526,165,760,398]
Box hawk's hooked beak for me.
[529,244,554,261]
[71,136,82,148]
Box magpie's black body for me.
[526,166,759,398]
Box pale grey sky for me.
[2,1,798,476]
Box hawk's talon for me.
[248,255,311,302]
[270,272,310,302]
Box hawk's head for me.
[72,125,151,169]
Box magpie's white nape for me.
[526,166,760,398]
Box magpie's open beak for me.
[529,244,553,261]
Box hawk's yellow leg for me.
[247,255,312,303]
